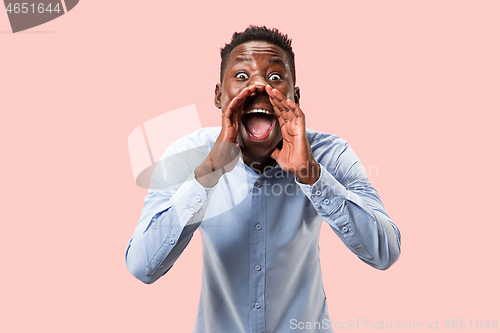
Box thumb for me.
[270,148,280,161]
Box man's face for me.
[215,40,299,166]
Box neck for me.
[242,154,276,175]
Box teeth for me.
[246,109,272,115]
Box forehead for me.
[227,41,290,68]
[230,40,287,58]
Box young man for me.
[126,26,401,333]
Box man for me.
[126,26,401,332]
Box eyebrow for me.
[233,57,251,65]
[268,58,287,69]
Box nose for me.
[248,76,268,97]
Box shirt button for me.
[323,199,330,205]
[255,303,261,309]
[196,196,201,203]
[255,180,262,188]
[315,190,322,196]
[342,226,349,233]
[189,208,195,214]
[168,238,176,245]
[255,224,262,230]
[255,265,261,271]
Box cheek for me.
[221,86,240,107]
[220,94,232,111]
[274,83,294,99]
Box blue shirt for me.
[125,127,401,333]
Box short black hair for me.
[220,25,296,84]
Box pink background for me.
[1,1,499,332]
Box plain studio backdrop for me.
[1,1,499,332]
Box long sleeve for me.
[296,139,401,270]
[125,171,214,284]
[125,128,400,331]
[125,130,219,284]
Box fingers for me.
[220,85,258,143]
[266,86,303,122]
[266,86,287,122]
[225,85,257,123]
[268,95,286,131]
[270,147,280,161]
[286,98,303,119]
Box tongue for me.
[245,114,273,137]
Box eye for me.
[236,72,249,80]
[269,73,282,81]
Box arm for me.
[125,155,215,284]
[267,86,400,269]
[126,86,257,284]
[296,143,401,270]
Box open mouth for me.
[242,109,277,139]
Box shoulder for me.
[306,129,350,157]
[159,127,220,159]
[176,127,220,146]
[172,127,220,147]
[306,129,367,183]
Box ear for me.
[214,83,222,109]
[294,87,300,106]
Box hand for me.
[219,85,257,144]
[195,86,257,187]
[266,86,320,185]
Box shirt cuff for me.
[295,164,347,215]
[170,171,216,227]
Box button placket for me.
[250,176,266,331]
